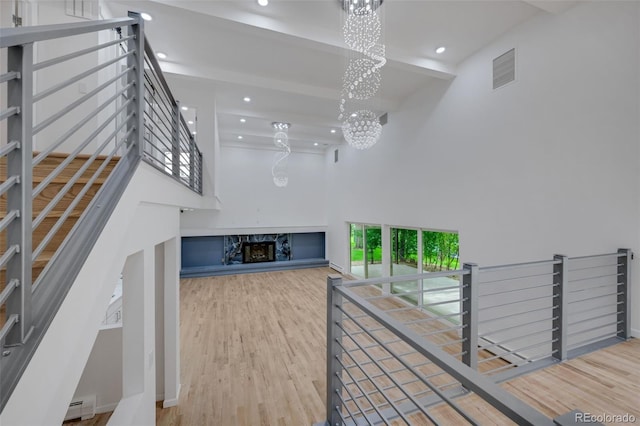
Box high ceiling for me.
[106,0,575,151]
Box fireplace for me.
[242,241,276,263]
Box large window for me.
[349,223,382,278]
[390,227,419,302]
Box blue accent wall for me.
[181,232,326,275]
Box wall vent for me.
[64,395,96,421]
[379,112,388,126]
[493,48,516,90]
[334,149,339,163]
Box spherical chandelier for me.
[342,110,382,150]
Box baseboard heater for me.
[64,395,96,421]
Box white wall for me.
[181,144,327,234]
[71,326,123,414]
[325,2,640,332]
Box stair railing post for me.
[326,275,343,425]
[461,263,478,370]
[617,248,632,340]
[127,12,145,157]
[552,255,568,361]
[171,101,180,179]
[189,136,196,190]
[4,42,34,347]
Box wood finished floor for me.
[65,268,639,425]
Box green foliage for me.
[422,231,459,271]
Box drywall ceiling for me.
[106,0,573,151]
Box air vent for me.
[493,48,515,90]
[334,149,339,163]
[379,112,388,126]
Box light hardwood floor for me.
[66,268,639,425]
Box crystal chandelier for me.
[339,0,385,150]
[271,122,291,187]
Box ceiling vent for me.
[493,48,515,90]
[379,112,388,126]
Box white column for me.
[163,237,181,407]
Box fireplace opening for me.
[242,241,276,263]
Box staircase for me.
[0,153,119,329]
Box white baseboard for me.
[96,402,119,414]
[162,384,181,408]
[631,328,639,338]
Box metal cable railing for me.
[325,249,631,425]
[0,12,203,410]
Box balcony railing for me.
[324,249,630,425]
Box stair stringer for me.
[0,162,203,425]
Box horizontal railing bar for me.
[0,140,20,157]
[567,332,620,350]
[33,35,134,71]
[33,51,133,103]
[0,17,136,48]
[404,311,464,325]
[0,175,20,199]
[143,83,175,127]
[335,367,383,425]
[335,385,373,426]
[568,281,620,294]
[32,124,135,261]
[33,67,132,136]
[479,316,556,338]
[0,209,20,235]
[568,263,620,273]
[0,71,20,84]
[568,252,625,261]
[344,269,468,288]
[478,328,557,351]
[478,305,556,324]
[0,315,20,344]
[144,38,177,108]
[479,272,558,286]
[568,301,623,317]
[335,343,404,424]
[567,311,621,327]
[0,106,20,122]
[33,97,133,198]
[566,321,623,338]
[568,273,622,284]
[477,339,557,364]
[438,338,465,347]
[142,101,174,140]
[479,259,560,273]
[479,282,556,297]
[32,80,133,167]
[338,304,476,425]
[0,245,20,270]
[364,284,462,301]
[421,298,462,308]
[568,291,622,305]
[480,294,558,310]
[0,279,20,307]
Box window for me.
[349,223,382,279]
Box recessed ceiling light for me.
[436,46,446,54]
[330,129,336,134]
[188,120,194,125]
[156,52,167,60]
[240,118,246,123]
[181,106,188,111]
[314,142,319,146]
[192,131,197,135]
[140,12,152,21]
[243,97,251,103]
[238,135,243,140]
[258,0,269,5]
